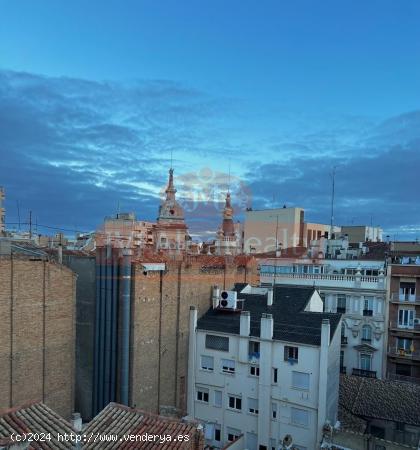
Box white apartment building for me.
[258,238,388,380]
[187,284,342,450]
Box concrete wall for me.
[62,254,96,421]
[0,256,76,419]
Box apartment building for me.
[243,206,340,254]
[386,246,420,384]
[259,238,388,380]
[187,284,342,450]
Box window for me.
[248,398,259,414]
[228,395,242,410]
[337,294,346,313]
[249,365,260,377]
[201,355,214,371]
[397,338,413,354]
[291,407,309,427]
[249,340,260,355]
[398,309,415,328]
[284,346,299,362]
[273,368,278,384]
[292,371,310,390]
[221,358,235,374]
[214,425,221,442]
[227,428,241,442]
[271,402,277,419]
[340,350,344,369]
[360,353,372,371]
[196,388,209,403]
[214,390,222,407]
[399,282,415,301]
[361,325,372,342]
[364,296,374,312]
[294,446,308,450]
[396,363,411,377]
[206,334,229,351]
[270,439,276,450]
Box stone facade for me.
[0,256,76,419]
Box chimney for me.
[321,318,330,349]
[240,311,250,336]
[212,285,220,309]
[267,288,273,306]
[260,313,273,340]
[71,412,82,432]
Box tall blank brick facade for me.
[130,256,257,414]
[0,256,76,418]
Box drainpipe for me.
[104,244,112,405]
[98,246,106,411]
[120,248,132,405]
[110,248,118,402]
[93,246,103,414]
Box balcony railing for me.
[388,347,420,360]
[341,336,348,345]
[389,321,420,331]
[363,309,373,316]
[388,373,420,385]
[391,293,420,303]
[352,368,377,378]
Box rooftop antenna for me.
[227,159,231,193]
[329,166,337,239]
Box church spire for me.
[165,168,177,202]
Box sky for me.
[0,0,419,240]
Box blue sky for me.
[1,0,419,239]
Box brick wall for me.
[0,256,76,419]
[130,256,257,414]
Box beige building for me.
[0,239,76,419]
[243,207,340,253]
[341,225,383,243]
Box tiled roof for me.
[83,403,204,450]
[0,402,75,449]
[197,284,341,346]
[339,375,420,427]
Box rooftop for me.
[197,284,341,346]
[339,375,420,430]
[83,403,204,449]
[0,402,75,449]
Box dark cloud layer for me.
[0,69,419,240]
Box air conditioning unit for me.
[219,290,237,309]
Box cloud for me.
[245,111,420,239]
[0,69,418,241]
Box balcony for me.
[391,293,420,304]
[352,368,377,378]
[389,321,420,333]
[388,346,420,360]
[259,271,384,290]
[340,366,346,374]
[341,336,348,346]
[388,373,420,385]
[363,309,373,316]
